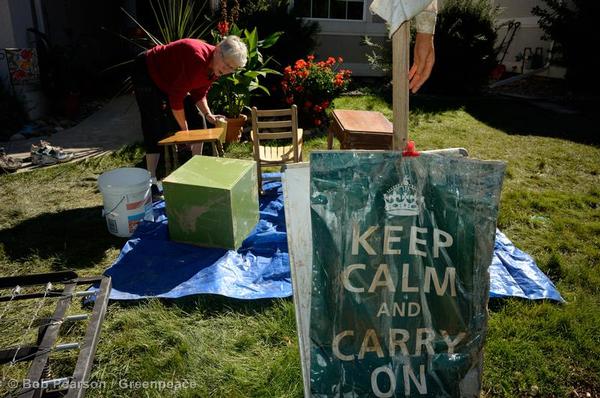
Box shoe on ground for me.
[30,140,74,165]
[0,147,22,173]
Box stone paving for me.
[0,94,141,171]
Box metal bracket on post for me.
[392,22,410,151]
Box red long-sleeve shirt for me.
[146,39,217,110]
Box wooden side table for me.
[327,109,394,150]
[158,127,226,175]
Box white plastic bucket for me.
[98,168,154,237]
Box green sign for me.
[309,151,505,397]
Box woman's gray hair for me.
[218,36,248,69]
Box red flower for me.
[321,101,330,109]
[284,66,292,74]
[21,49,33,60]
[314,105,322,113]
[12,70,26,80]
[307,55,315,61]
[286,96,294,105]
[304,101,312,109]
[314,119,322,126]
[295,59,307,69]
[217,21,230,36]
[337,56,343,63]
[326,57,336,65]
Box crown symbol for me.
[384,176,421,216]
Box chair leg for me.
[216,141,225,157]
[173,146,179,169]
[164,146,171,175]
[256,164,263,195]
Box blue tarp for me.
[491,230,564,301]
[104,179,291,300]
[104,179,563,302]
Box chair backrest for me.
[251,105,301,163]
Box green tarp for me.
[309,151,506,397]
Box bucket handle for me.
[101,195,126,218]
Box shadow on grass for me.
[410,95,599,146]
[487,297,564,313]
[108,294,289,318]
[0,206,125,270]
[171,294,291,317]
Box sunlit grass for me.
[0,94,598,397]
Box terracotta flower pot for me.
[225,114,247,143]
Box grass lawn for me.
[0,93,598,397]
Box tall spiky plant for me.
[150,0,213,44]
[103,0,213,97]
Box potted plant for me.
[209,25,281,142]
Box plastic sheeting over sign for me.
[309,151,506,397]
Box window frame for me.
[291,0,368,22]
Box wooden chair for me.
[251,105,303,192]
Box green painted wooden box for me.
[163,156,259,249]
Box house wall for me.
[0,0,49,117]
[492,0,560,76]
[0,0,17,49]
[295,0,388,77]
[2,0,35,48]
[315,12,387,77]
[0,0,38,90]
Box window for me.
[295,0,365,20]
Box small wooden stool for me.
[158,127,226,175]
[327,109,394,150]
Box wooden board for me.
[282,163,312,398]
[331,110,393,134]
[158,128,225,145]
[392,22,410,150]
[328,110,394,150]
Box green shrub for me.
[427,0,499,94]
[532,0,600,94]
[236,0,320,108]
[237,0,320,70]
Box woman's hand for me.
[206,113,227,125]
[409,32,435,93]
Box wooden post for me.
[392,22,410,151]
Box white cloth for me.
[370,0,438,37]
